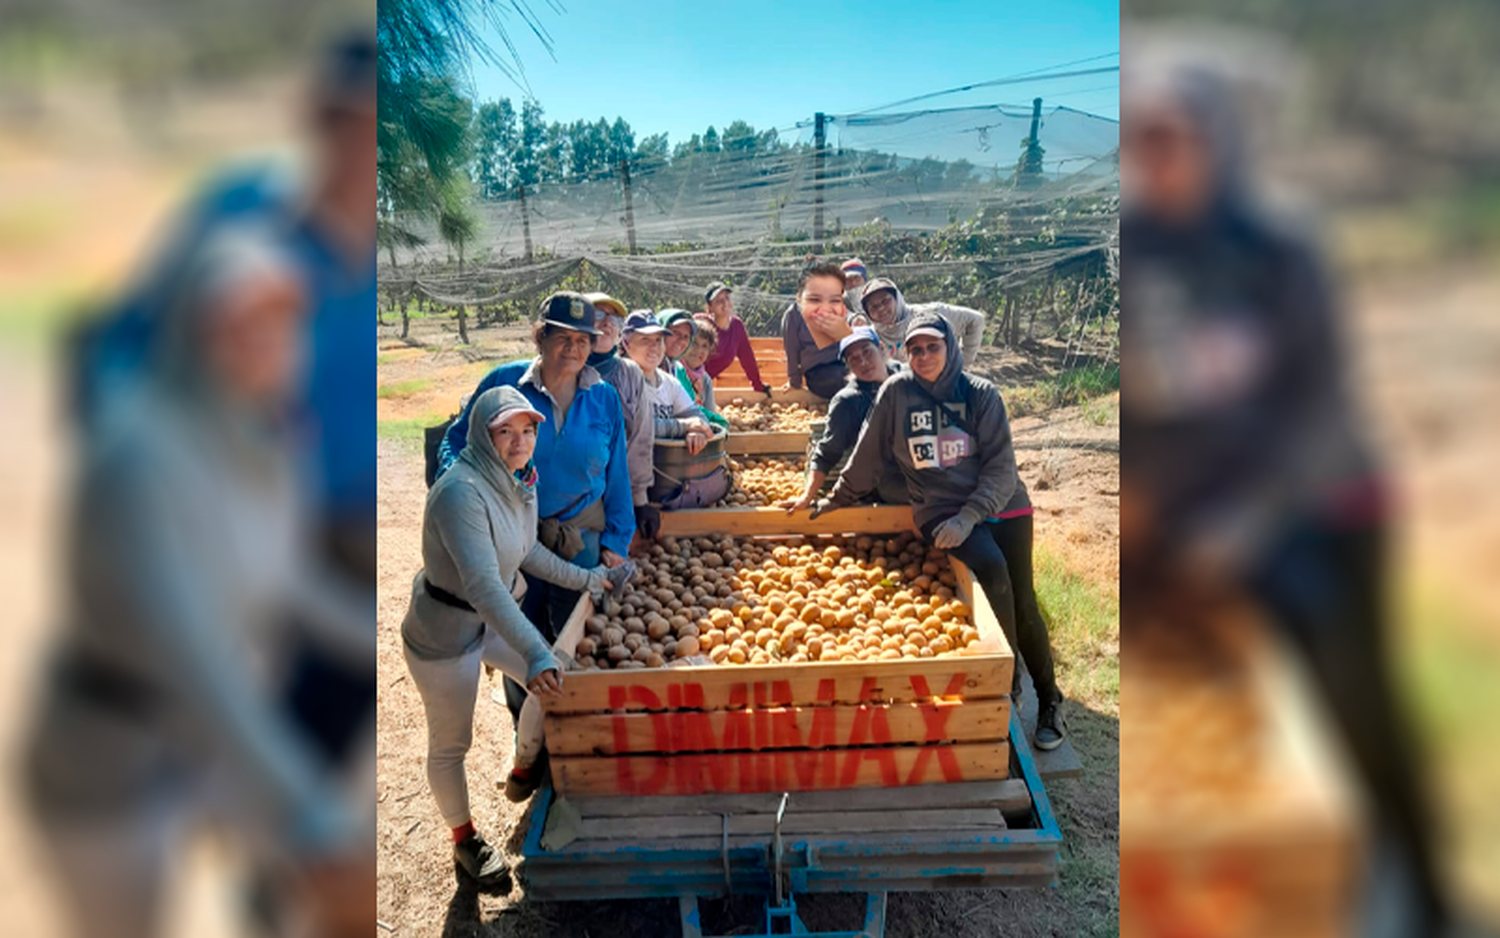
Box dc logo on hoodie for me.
[907,405,970,469]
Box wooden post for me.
[517,182,535,263]
[813,112,826,253]
[457,304,470,344]
[620,158,638,256]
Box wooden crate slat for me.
[725,431,812,455]
[578,806,1004,841]
[561,778,1032,819]
[551,740,1009,797]
[547,654,1008,714]
[529,827,1051,861]
[657,504,916,538]
[544,697,1010,756]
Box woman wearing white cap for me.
[400,385,631,888]
[620,310,714,455]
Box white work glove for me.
[931,511,981,550]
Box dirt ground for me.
[374,319,1122,937]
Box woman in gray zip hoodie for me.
[401,385,624,887]
[812,312,1065,750]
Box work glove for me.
[808,498,835,521]
[634,504,662,539]
[932,512,980,550]
[587,559,636,605]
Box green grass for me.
[1034,546,1120,713]
[376,377,433,400]
[1004,363,1120,418]
[1401,582,1500,920]
[378,413,449,450]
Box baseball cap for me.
[582,292,628,320]
[841,258,869,279]
[859,277,899,309]
[657,308,696,333]
[539,291,601,335]
[705,281,733,304]
[838,326,881,360]
[488,402,547,429]
[904,311,948,343]
[622,310,669,336]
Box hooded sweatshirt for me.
[1121,64,1376,561]
[587,348,652,507]
[435,357,635,558]
[827,313,1029,532]
[856,278,987,367]
[810,362,909,505]
[403,386,604,678]
[33,224,367,847]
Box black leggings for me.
[1249,519,1447,923]
[923,513,1061,706]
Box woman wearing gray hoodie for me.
[853,277,987,367]
[811,312,1064,750]
[401,385,627,888]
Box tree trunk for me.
[457,305,469,345]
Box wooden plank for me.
[544,697,1010,756]
[518,873,1056,903]
[532,828,1050,861]
[1016,665,1084,780]
[561,778,1033,819]
[546,653,1009,714]
[658,504,916,537]
[579,806,1004,840]
[550,741,1009,797]
[721,387,824,407]
[724,430,811,455]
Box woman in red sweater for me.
[701,281,770,396]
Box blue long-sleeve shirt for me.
[436,358,634,558]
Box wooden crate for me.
[1120,620,1365,938]
[541,529,1013,799]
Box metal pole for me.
[620,157,638,256]
[813,111,826,253]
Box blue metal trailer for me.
[517,707,1062,938]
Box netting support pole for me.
[517,182,535,263]
[620,158,638,256]
[813,111,826,253]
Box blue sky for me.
[472,0,1117,150]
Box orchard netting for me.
[378,99,1119,380]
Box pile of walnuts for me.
[724,456,807,506]
[569,532,982,671]
[721,400,825,433]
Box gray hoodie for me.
[828,312,1028,532]
[588,350,652,508]
[855,278,987,368]
[402,386,604,679]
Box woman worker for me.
[435,292,634,639]
[674,312,730,431]
[780,261,853,400]
[620,310,715,454]
[402,385,630,887]
[808,312,1066,750]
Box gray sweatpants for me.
[403,627,545,829]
